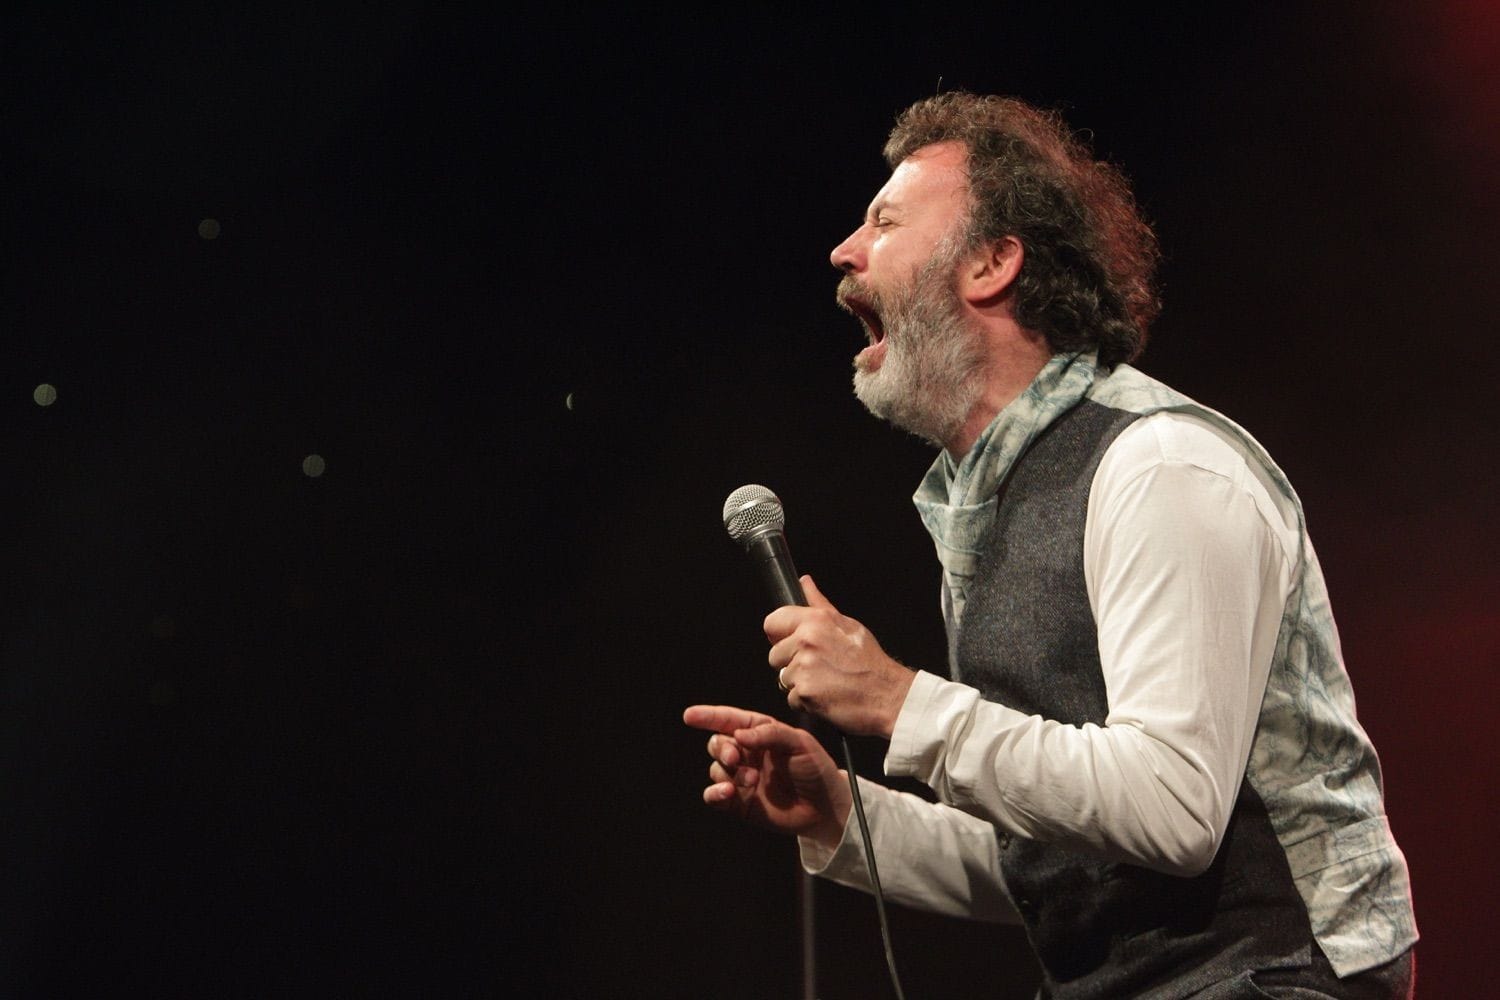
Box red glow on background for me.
[1337,569,1500,996]
[1389,0,1500,205]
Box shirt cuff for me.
[885,669,950,778]
[797,777,877,881]
[798,824,857,876]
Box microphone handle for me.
[744,529,807,609]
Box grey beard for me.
[851,259,987,449]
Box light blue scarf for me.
[912,351,1099,625]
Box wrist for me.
[806,770,853,849]
[878,666,918,739]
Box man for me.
[684,93,1416,998]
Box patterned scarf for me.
[912,351,1099,626]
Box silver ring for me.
[777,667,790,692]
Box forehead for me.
[870,140,969,215]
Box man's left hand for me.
[765,575,916,738]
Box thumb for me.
[735,720,821,759]
[801,574,837,612]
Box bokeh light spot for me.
[198,218,221,240]
[33,383,58,406]
[302,454,326,478]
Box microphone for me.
[721,485,906,997]
[722,484,808,610]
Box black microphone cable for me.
[838,731,907,1000]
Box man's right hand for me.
[683,705,852,850]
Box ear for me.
[959,236,1023,305]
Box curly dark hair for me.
[884,93,1160,368]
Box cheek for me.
[871,237,933,280]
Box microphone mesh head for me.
[723,484,784,542]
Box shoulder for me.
[1104,409,1257,480]
[1091,410,1302,561]
[1099,412,1288,507]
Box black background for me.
[5,3,1496,996]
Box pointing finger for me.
[684,705,774,734]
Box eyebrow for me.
[867,198,902,222]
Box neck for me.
[943,327,1054,458]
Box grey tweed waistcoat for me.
[951,398,1315,999]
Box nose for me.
[830,227,865,274]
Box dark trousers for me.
[1191,947,1415,999]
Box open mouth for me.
[836,276,891,372]
[838,293,889,372]
[849,300,885,347]
[837,285,886,347]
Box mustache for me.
[836,274,879,312]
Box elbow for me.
[1128,747,1233,878]
[1151,816,1222,878]
[1165,840,1218,878]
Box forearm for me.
[799,775,1020,923]
[887,673,1229,876]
